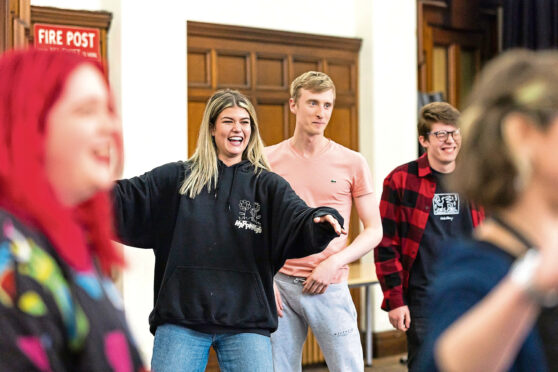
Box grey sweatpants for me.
[271,272,364,372]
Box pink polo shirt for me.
[265,139,374,283]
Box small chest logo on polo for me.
[433,193,459,219]
[235,200,262,234]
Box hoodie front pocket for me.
[156,266,270,327]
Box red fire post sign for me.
[34,23,101,62]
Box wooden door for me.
[418,0,499,109]
[187,21,362,370]
[0,0,30,52]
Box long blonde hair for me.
[180,89,270,198]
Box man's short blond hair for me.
[290,71,336,103]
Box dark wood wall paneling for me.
[187,20,361,155]
[418,0,499,108]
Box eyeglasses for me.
[427,129,461,141]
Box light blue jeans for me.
[151,324,273,372]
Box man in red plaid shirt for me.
[374,102,484,370]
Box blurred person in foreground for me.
[0,49,145,371]
[113,89,345,371]
[417,49,558,371]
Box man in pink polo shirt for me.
[265,71,382,372]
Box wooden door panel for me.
[216,51,250,89]
[188,49,211,87]
[256,103,288,146]
[327,61,355,94]
[326,106,353,149]
[429,27,484,107]
[432,45,449,99]
[188,101,206,157]
[458,47,480,108]
[292,57,322,78]
[255,54,287,89]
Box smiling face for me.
[45,63,118,206]
[290,88,334,137]
[419,122,461,173]
[211,106,252,166]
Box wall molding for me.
[30,5,111,29]
[188,21,361,52]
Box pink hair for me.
[0,49,124,274]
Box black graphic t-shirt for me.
[408,169,474,317]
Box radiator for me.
[302,329,325,365]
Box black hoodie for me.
[113,160,343,336]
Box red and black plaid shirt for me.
[374,153,485,311]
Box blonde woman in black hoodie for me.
[113,89,345,372]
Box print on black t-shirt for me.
[408,169,474,317]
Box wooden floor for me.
[302,354,407,372]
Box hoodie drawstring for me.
[214,159,248,212]
[226,165,239,212]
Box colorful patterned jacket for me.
[374,153,485,311]
[0,209,146,371]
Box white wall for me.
[357,0,418,332]
[185,0,357,37]
[31,0,418,361]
